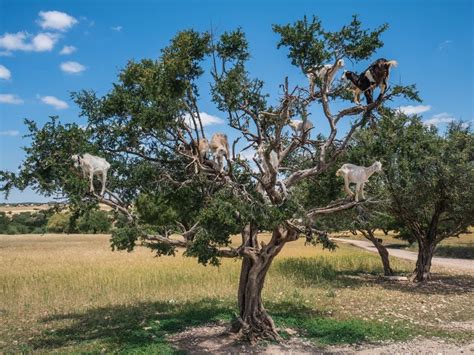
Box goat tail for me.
[386,60,398,67]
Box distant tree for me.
[46,213,71,233]
[353,112,474,282]
[1,16,417,340]
[77,210,112,234]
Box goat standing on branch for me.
[210,133,230,172]
[306,59,345,94]
[336,161,382,201]
[289,119,313,136]
[342,58,398,104]
[72,153,111,196]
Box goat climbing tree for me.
[1,16,418,341]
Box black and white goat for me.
[342,58,397,105]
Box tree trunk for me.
[411,239,436,282]
[232,224,296,342]
[362,229,393,276]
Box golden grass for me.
[0,233,472,351]
[0,203,112,215]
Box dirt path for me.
[168,323,473,354]
[332,238,474,272]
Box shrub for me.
[46,213,72,233]
[77,210,112,234]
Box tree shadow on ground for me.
[30,297,409,352]
[32,298,232,352]
[276,257,474,295]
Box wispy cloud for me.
[60,61,86,74]
[110,26,122,32]
[0,31,59,53]
[0,64,11,80]
[59,45,76,55]
[397,105,432,116]
[0,94,23,104]
[438,40,453,51]
[0,130,20,136]
[37,11,78,32]
[423,112,456,127]
[238,147,256,161]
[184,112,224,127]
[39,95,68,109]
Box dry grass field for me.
[0,233,472,353]
[0,203,112,215]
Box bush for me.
[0,211,49,234]
[46,213,72,233]
[76,210,111,234]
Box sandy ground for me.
[168,323,474,354]
[332,238,474,273]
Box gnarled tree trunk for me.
[361,229,393,276]
[411,239,437,282]
[232,224,297,342]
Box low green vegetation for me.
[0,209,112,234]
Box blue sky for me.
[0,0,472,202]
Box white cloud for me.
[0,94,23,104]
[0,130,19,136]
[0,64,11,80]
[397,105,432,116]
[111,26,122,32]
[423,112,456,127]
[60,61,86,74]
[0,31,58,53]
[238,147,256,161]
[438,40,453,51]
[59,45,76,55]
[184,112,224,127]
[40,95,68,109]
[37,11,78,31]
[31,33,57,51]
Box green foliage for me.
[111,225,142,252]
[76,210,112,234]
[0,211,49,234]
[46,213,72,233]
[273,15,387,71]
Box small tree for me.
[353,112,474,282]
[77,210,112,234]
[1,16,417,340]
[46,213,71,233]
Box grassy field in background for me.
[1,233,472,353]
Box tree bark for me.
[232,224,297,342]
[362,229,394,276]
[411,239,436,282]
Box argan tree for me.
[1,16,417,340]
[353,112,474,282]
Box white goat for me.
[197,138,210,161]
[336,161,382,201]
[307,59,345,94]
[289,119,313,136]
[72,153,111,196]
[210,133,230,172]
[257,145,279,174]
